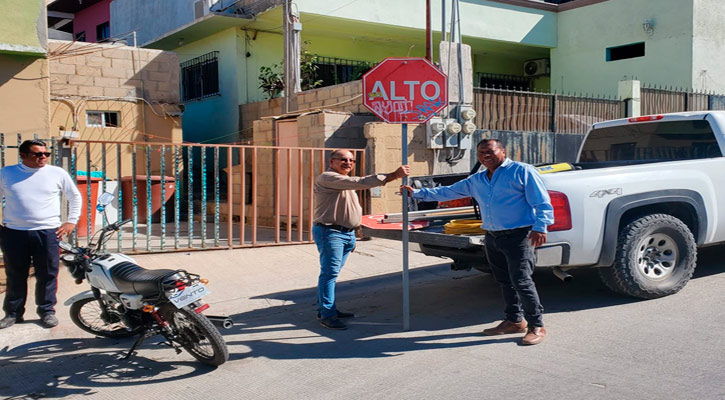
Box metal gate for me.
[0,135,365,254]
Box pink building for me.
[47,0,111,43]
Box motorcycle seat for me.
[109,262,178,296]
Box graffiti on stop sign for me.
[367,81,444,121]
[362,58,447,124]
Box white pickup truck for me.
[363,111,725,299]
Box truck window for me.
[579,120,722,162]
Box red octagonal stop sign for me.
[362,57,447,124]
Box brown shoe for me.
[521,326,547,345]
[482,319,528,336]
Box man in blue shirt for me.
[402,139,553,345]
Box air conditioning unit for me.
[523,58,550,77]
[194,0,213,19]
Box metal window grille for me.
[479,73,535,91]
[312,56,376,87]
[181,51,220,102]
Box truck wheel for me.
[598,213,697,299]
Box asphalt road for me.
[1,239,724,399]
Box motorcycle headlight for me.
[61,254,85,279]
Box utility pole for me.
[426,0,432,61]
[282,0,301,114]
[283,0,290,114]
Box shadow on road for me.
[0,338,218,398]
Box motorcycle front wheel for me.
[159,305,229,367]
[69,297,138,338]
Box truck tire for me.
[598,213,697,299]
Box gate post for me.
[618,79,641,117]
[57,138,73,224]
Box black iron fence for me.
[473,87,624,135]
[641,84,725,115]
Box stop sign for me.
[362,57,447,124]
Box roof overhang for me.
[47,0,104,13]
[143,13,254,50]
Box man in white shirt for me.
[0,140,81,329]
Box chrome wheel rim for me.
[636,233,678,280]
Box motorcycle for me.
[60,192,231,366]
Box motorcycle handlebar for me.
[103,219,133,232]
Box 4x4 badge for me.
[590,188,623,198]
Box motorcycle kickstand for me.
[123,332,151,360]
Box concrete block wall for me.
[240,80,367,142]
[364,122,434,214]
[48,40,180,103]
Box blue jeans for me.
[313,224,356,319]
[484,227,544,327]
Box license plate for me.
[168,283,210,309]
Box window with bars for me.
[313,56,376,87]
[181,51,220,102]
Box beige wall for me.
[364,122,434,215]
[48,40,180,103]
[50,99,181,179]
[47,39,182,178]
[0,54,51,140]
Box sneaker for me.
[482,319,528,336]
[0,315,23,329]
[320,316,348,330]
[317,310,355,320]
[40,313,59,328]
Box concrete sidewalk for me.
[2,239,725,399]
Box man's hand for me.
[399,185,414,197]
[56,222,76,239]
[529,231,546,247]
[386,165,411,182]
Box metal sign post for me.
[361,57,447,331]
[401,123,410,330]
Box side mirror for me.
[59,241,74,252]
[98,192,115,206]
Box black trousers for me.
[484,226,544,327]
[1,227,60,317]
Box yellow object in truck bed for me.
[444,219,485,235]
[536,163,574,174]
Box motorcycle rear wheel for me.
[69,297,138,338]
[160,305,228,367]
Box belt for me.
[315,222,356,232]
[486,226,532,237]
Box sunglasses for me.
[26,152,51,158]
[333,158,356,163]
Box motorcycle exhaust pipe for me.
[552,266,573,283]
[205,315,234,329]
